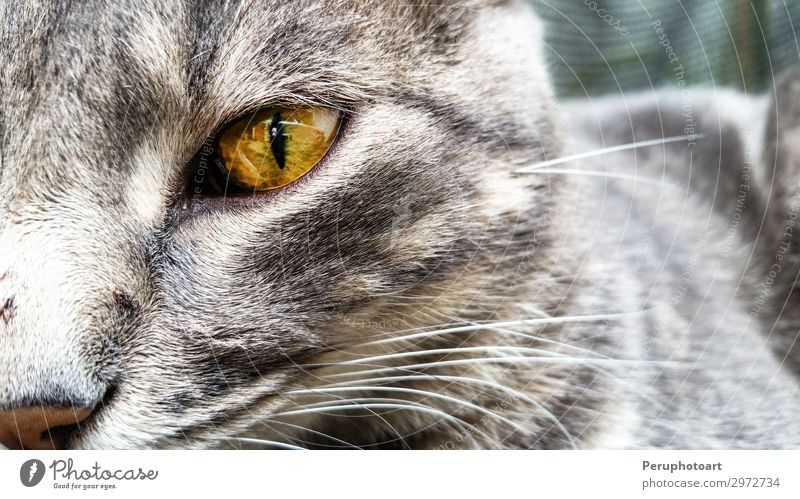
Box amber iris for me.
[217,107,341,191]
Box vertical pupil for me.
[269,112,286,169]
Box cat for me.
[0,0,798,450]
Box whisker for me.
[285,386,530,436]
[272,401,494,447]
[274,390,412,450]
[307,357,680,379]
[311,346,565,367]
[261,419,363,449]
[301,355,672,414]
[212,437,305,450]
[286,396,428,410]
[515,134,704,171]
[355,312,640,348]
[302,373,579,448]
[314,356,661,413]
[275,397,479,449]
[304,354,677,371]
[358,324,611,360]
[484,325,666,407]
[486,326,611,358]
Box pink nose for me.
[0,406,92,449]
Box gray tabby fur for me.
[0,0,797,449]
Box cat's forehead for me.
[0,0,484,88]
[0,1,494,159]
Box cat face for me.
[0,0,563,449]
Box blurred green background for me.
[527,0,800,97]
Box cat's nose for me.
[0,406,93,449]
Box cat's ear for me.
[757,68,800,374]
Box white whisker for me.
[311,345,565,367]
[286,396,424,410]
[515,134,704,171]
[274,391,411,449]
[306,374,578,448]
[213,437,305,450]
[262,419,362,449]
[358,323,610,360]
[276,397,479,448]
[308,356,679,377]
[286,385,530,435]
[487,326,610,358]
[272,402,495,446]
[356,312,640,348]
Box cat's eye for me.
[215,107,342,191]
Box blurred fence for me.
[528,0,800,97]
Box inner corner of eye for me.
[211,106,342,192]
